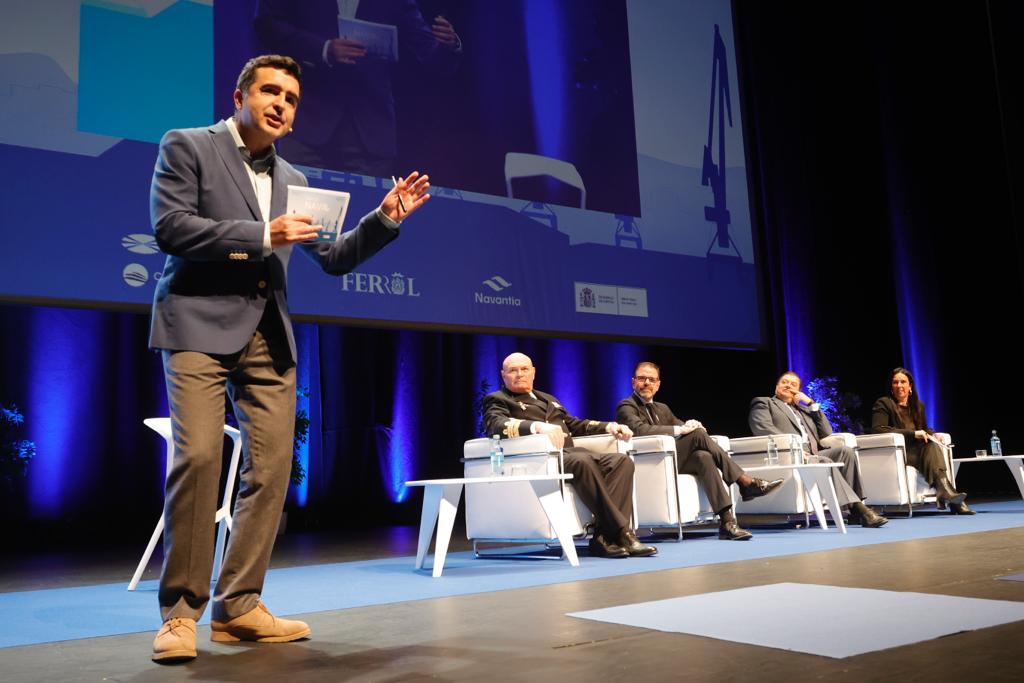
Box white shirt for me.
[225,117,274,256]
[225,117,401,258]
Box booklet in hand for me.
[286,185,351,242]
[337,16,399,62]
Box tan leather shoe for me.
[210,601,310,643]
[152,617,197,663]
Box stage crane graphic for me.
[702,24,741,259]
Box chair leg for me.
[211,512,231,584]
[128,514,164,591]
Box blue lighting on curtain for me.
[26,309,102,518]
[385,332,418,503]
[549,339,584,413]
[611,343,639,409]
[524,0,567,161]
[890,218,940,427]
[474,335,500,395]
[781,244,814,380]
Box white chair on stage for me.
[729,434,811,516]
[504,152,587,209]
[855,432,955,516]
[128,417,243,590]
[728,432,858,523]
[464,433,635,556]
[630,434,726,540]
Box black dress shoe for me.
[950,500,976,515]
[848,501,888,528]
[618,530,658,557]
[588,534,629,558]
[740,477,784,502]
[718,509,753,540]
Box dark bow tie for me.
[239,146,275,174]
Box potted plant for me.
[1,404,36,507]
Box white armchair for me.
[855,432,955,516]
[629,434,726,540]
[463,434,627,555]
[729,434,810,515]
[728,432,859,519]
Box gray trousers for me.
[158,319,295,622]
[816,445,863,506]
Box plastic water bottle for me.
[490,434,505,475]
[791,437,804,465]
[990,430,1003,457]
[766,435,779,465]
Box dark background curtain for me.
[2,1,1022,547]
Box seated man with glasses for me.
[483,352,657,558]
[748,371,888,528]
[616,361,783,540]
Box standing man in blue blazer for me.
[148,54,430,663]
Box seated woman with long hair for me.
[871,367,974,514]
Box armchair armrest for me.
[710,434,731,451]
[855,433,905,449]
[630,434,676,454]
[573,434,631,454]
[820,432,856,449]
[729,433,803,454]
[463,434,558,459]
[934,432,954,447]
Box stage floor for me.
[3,506,1024,681]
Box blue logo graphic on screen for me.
[482,276,512,292]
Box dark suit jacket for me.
[615,393,681,437]
[254,0,460,158]
[148,120,397,361]
[483,387,607,447]
[748,396,833,450]
[870,396,933,440]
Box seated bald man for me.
[616,361,783,540]
[483,353,657,558]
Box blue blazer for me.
[148,120,397,361]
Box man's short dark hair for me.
[634,361,661,378]
[236,54,302,94]
[777,370,801,384]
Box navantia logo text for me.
[482,275,512,292]
[475,274,521,307]
[341,272,421,297]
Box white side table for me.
[741,462,848,533]
[405,474,578,577]
[953,455,1024,501]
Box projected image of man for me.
[147,54,430,663]
[254,0,462,177]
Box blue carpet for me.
[1,500,1023,649]
[568,583,1024,658]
